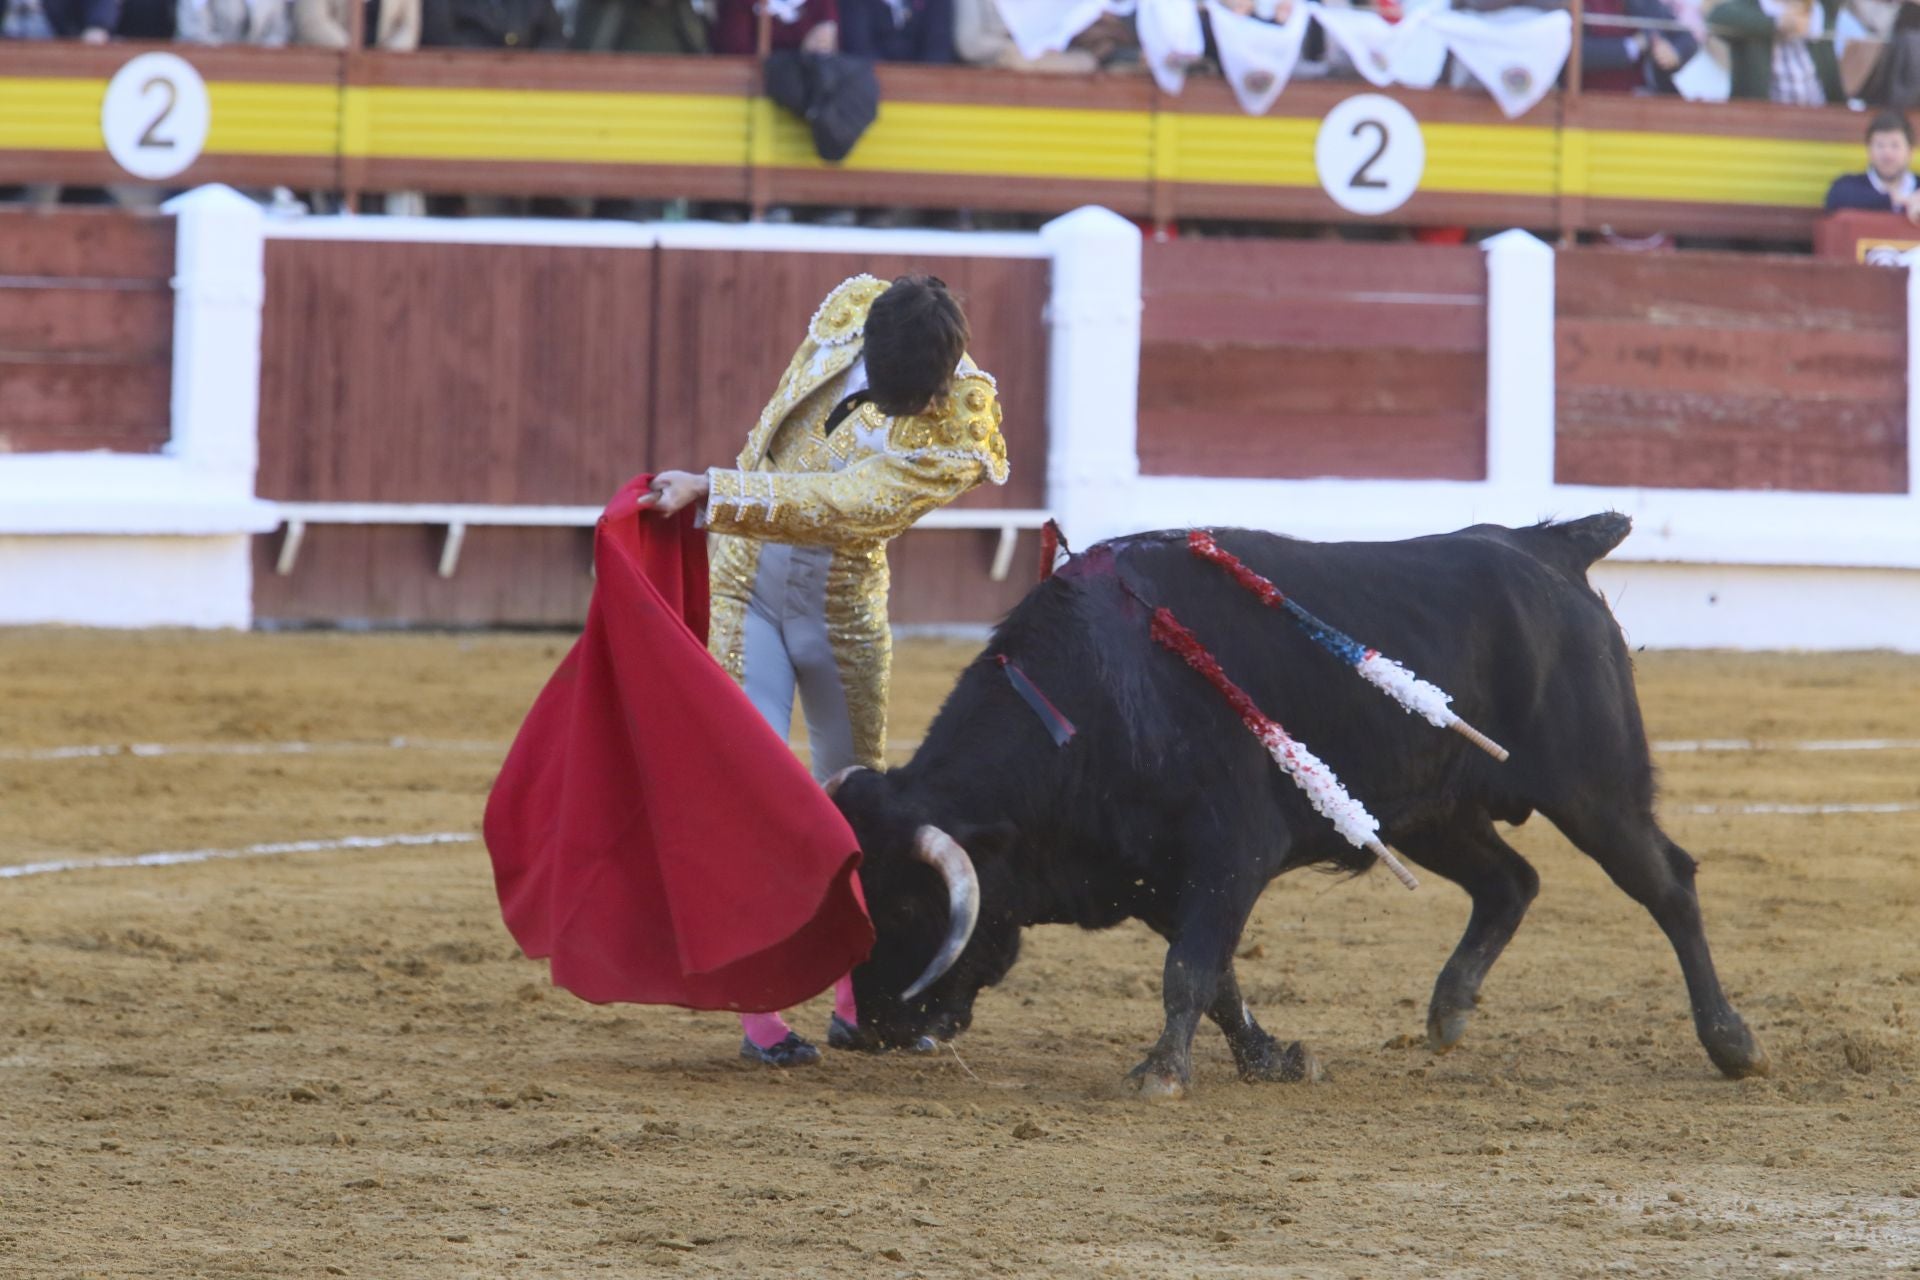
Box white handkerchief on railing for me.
[992,0,1112,59]
[1137,0,1207,94]
[1309,5,1399,86]
[1428,8,1572,118]
[1204,0,1313,115]
[1384,3,1450,88]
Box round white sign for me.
[101,53,210,181]
[1314,94,1425,217]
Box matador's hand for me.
[641,470,711,516]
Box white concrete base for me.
[1592,562,1920,653]
[0,536,254,629]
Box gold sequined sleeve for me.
[705,385,1008,547]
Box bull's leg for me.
[1127,908,1247,1099]
[1547,806,1769,1079]
[1205,965,1323,1084]
[1395,818,1540,1054]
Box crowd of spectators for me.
[2,0,1913,107]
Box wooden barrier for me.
[1555,248,1908,494]
[1139,239,1487,481]
[0,209,175,455]
[251,237,1050,626]
[0,42,1888,243]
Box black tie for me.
[823,391,867,436]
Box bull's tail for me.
[1525,512,1632,575]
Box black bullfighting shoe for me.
[739,1033,821,1068]
[827,1014,939,1056]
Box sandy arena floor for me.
[2,631,1917,1279]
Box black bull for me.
[830,515,1770,1095]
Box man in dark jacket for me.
[17,0,118,38]
[1826,110,1920,218]
[839,0,952,61]
[420,0,563,46]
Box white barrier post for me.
[163,184,267,501]
[1040,206,1143,548]
[1481,229,1557,498]
[1908,252,1920,499]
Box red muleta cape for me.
[483,475,874,1012]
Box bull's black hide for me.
[834,514,1769,1094]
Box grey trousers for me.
[738,543,857,782]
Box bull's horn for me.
[823,765,869,797]
[900,825,980,1002]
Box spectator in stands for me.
[421,0,564,46]
[840,0,952,60]
[178,0,290,42]
[296,0,421,48]
[1583,0,1697,91]
[1824,109,1920,217]
[10,0,114,38]
[713,0,837,54]
[952,0,1098,68]
[571,0,706,50]
[114,0,173,33]
[1709,0,1842,103]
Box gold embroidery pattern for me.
[809,274,888,347]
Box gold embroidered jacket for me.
[705,274,1009,768]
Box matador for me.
[645,273,1009,1066]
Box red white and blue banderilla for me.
[1186,531,1510,763]
[1148,607,1420,891]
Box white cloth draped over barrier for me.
[1202,0,1314,114]
[990,0,1573,118]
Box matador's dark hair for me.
[863,275,970,417]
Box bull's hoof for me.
[1238,1039,1326,1085]
[1426,1006,1472,1055]
[1126,1061,1190,1100]
[1705,1023,1771,1080]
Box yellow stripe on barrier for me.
[207,83,339,157]
[344,87,750,167]
[1137,115,1561,196]
[1581,128,1854,207]
[756,100,1154,180]
[0,66,1853,213]
[0,76,106,151]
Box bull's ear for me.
[949,820,1019,863]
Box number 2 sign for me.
[101,53,210,181]
[1314,94,1424,217]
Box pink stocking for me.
[740,1012,794,1050]
[833,974,858,1026]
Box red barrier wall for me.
[1555,250,1908,493]
[252,241,1049,627]
[1138,239,1488,481]
[0,210,174,455]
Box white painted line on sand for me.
[1676,802,1920,816]
[0,832,479,879]
[1652,738,1920,754]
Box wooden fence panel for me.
[258,239,657,504]
[1555,250,1907,493]
[0,209,173,454]
[254,240,1049,626]
[1138,239,1488,481]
